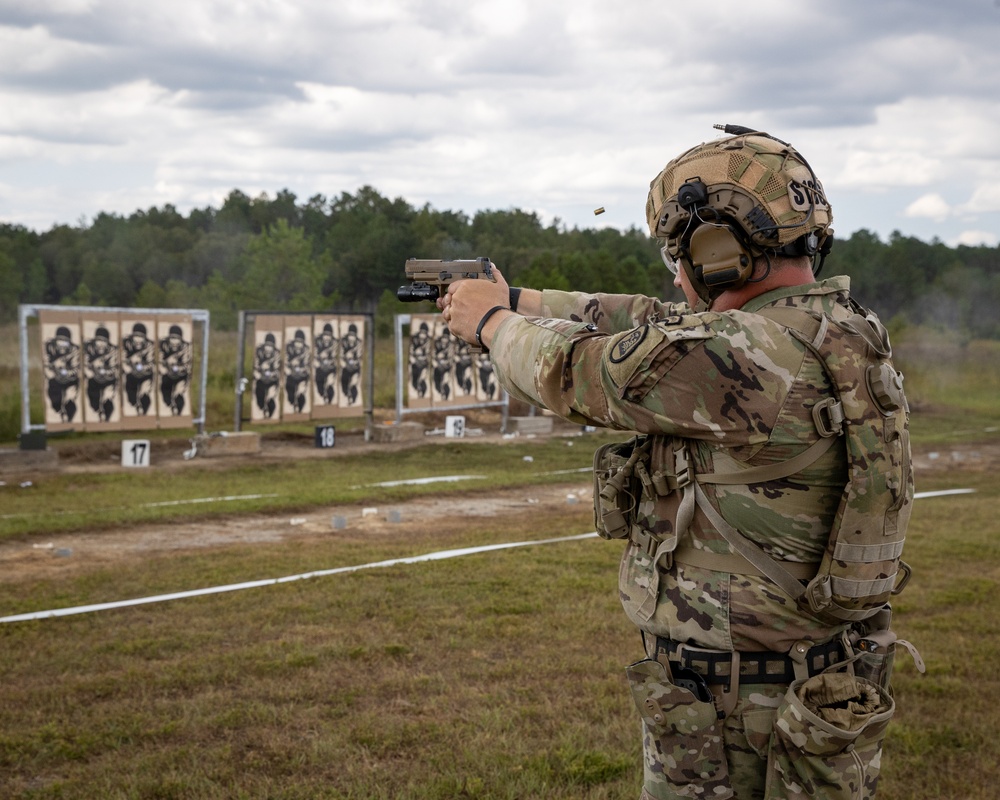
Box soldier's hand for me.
[439,264,512,347]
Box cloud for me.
[1,0,1000,245]
[952,229,999,247]
[961,182,1000,215]
[905,193,951,221]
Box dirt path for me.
[0,480,595,584]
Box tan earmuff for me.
[687,224,753,290]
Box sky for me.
[2,0,1000,248]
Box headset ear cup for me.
[688,225,753,289]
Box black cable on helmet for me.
[713,123,828,263]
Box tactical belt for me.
[654,636,844,686]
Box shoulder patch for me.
[605,325,667,388]
[609,326,648,363]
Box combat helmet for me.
[646,124,834,307]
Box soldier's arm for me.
[512,288,685,334]
[489,311,767,442]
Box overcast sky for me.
[3,0,1000,248]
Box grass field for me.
[2,323,1000,798]
[2,469,999,798]
[0,435,608,542]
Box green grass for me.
[0,434,608,541]
[879,470,1000,799]
[894,333,1000,445]
[2,473,999,798]
[1,505,639,799]
[895,333,1000,415]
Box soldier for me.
[83,325,119,422]
[339,323,363,406]
[158,324,192,416]
[409,321,431,399]
[121,322,154,415]
[253,332,281,419]
[284,329,311,414]
[440,127,915,799]
[43,325,80,423]
[314,323,339,405]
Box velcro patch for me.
[788,178,829,212]
[609,327,648,363]
[606,325,666,388]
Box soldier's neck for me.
[710,261,816,312]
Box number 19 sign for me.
[122,439,151,468]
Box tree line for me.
[2,186,998,339]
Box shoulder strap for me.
[686,483,814,600]
[671,304,842,596]
[756,306,826,347]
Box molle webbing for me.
[678,303,913,624]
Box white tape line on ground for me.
[536,467,592,476]
[0,533,599,624]
[913,488,976,499]
[140,493,280,508]
[0,493,282,520]
[352,475,487,488]
[354,468,591,488]
[1,488,975,624]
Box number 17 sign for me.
[122,439,151,468]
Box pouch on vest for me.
[593,437,642,540]
[766,673,894,800]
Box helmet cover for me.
[647,131,833,256]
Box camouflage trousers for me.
[626,657,894,800]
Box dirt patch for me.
[0,481,595,584]
[909,440,1000,473]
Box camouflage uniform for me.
[489,275,897,799]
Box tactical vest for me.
[594,301,913,626]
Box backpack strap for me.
[670,304,843,597]
[672,538,818,581]
[669,436,830,596]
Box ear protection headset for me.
[674,178,755,291]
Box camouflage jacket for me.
[490,276,864,652]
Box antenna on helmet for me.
[713,123,791,146]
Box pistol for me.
[396,257,495,302]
